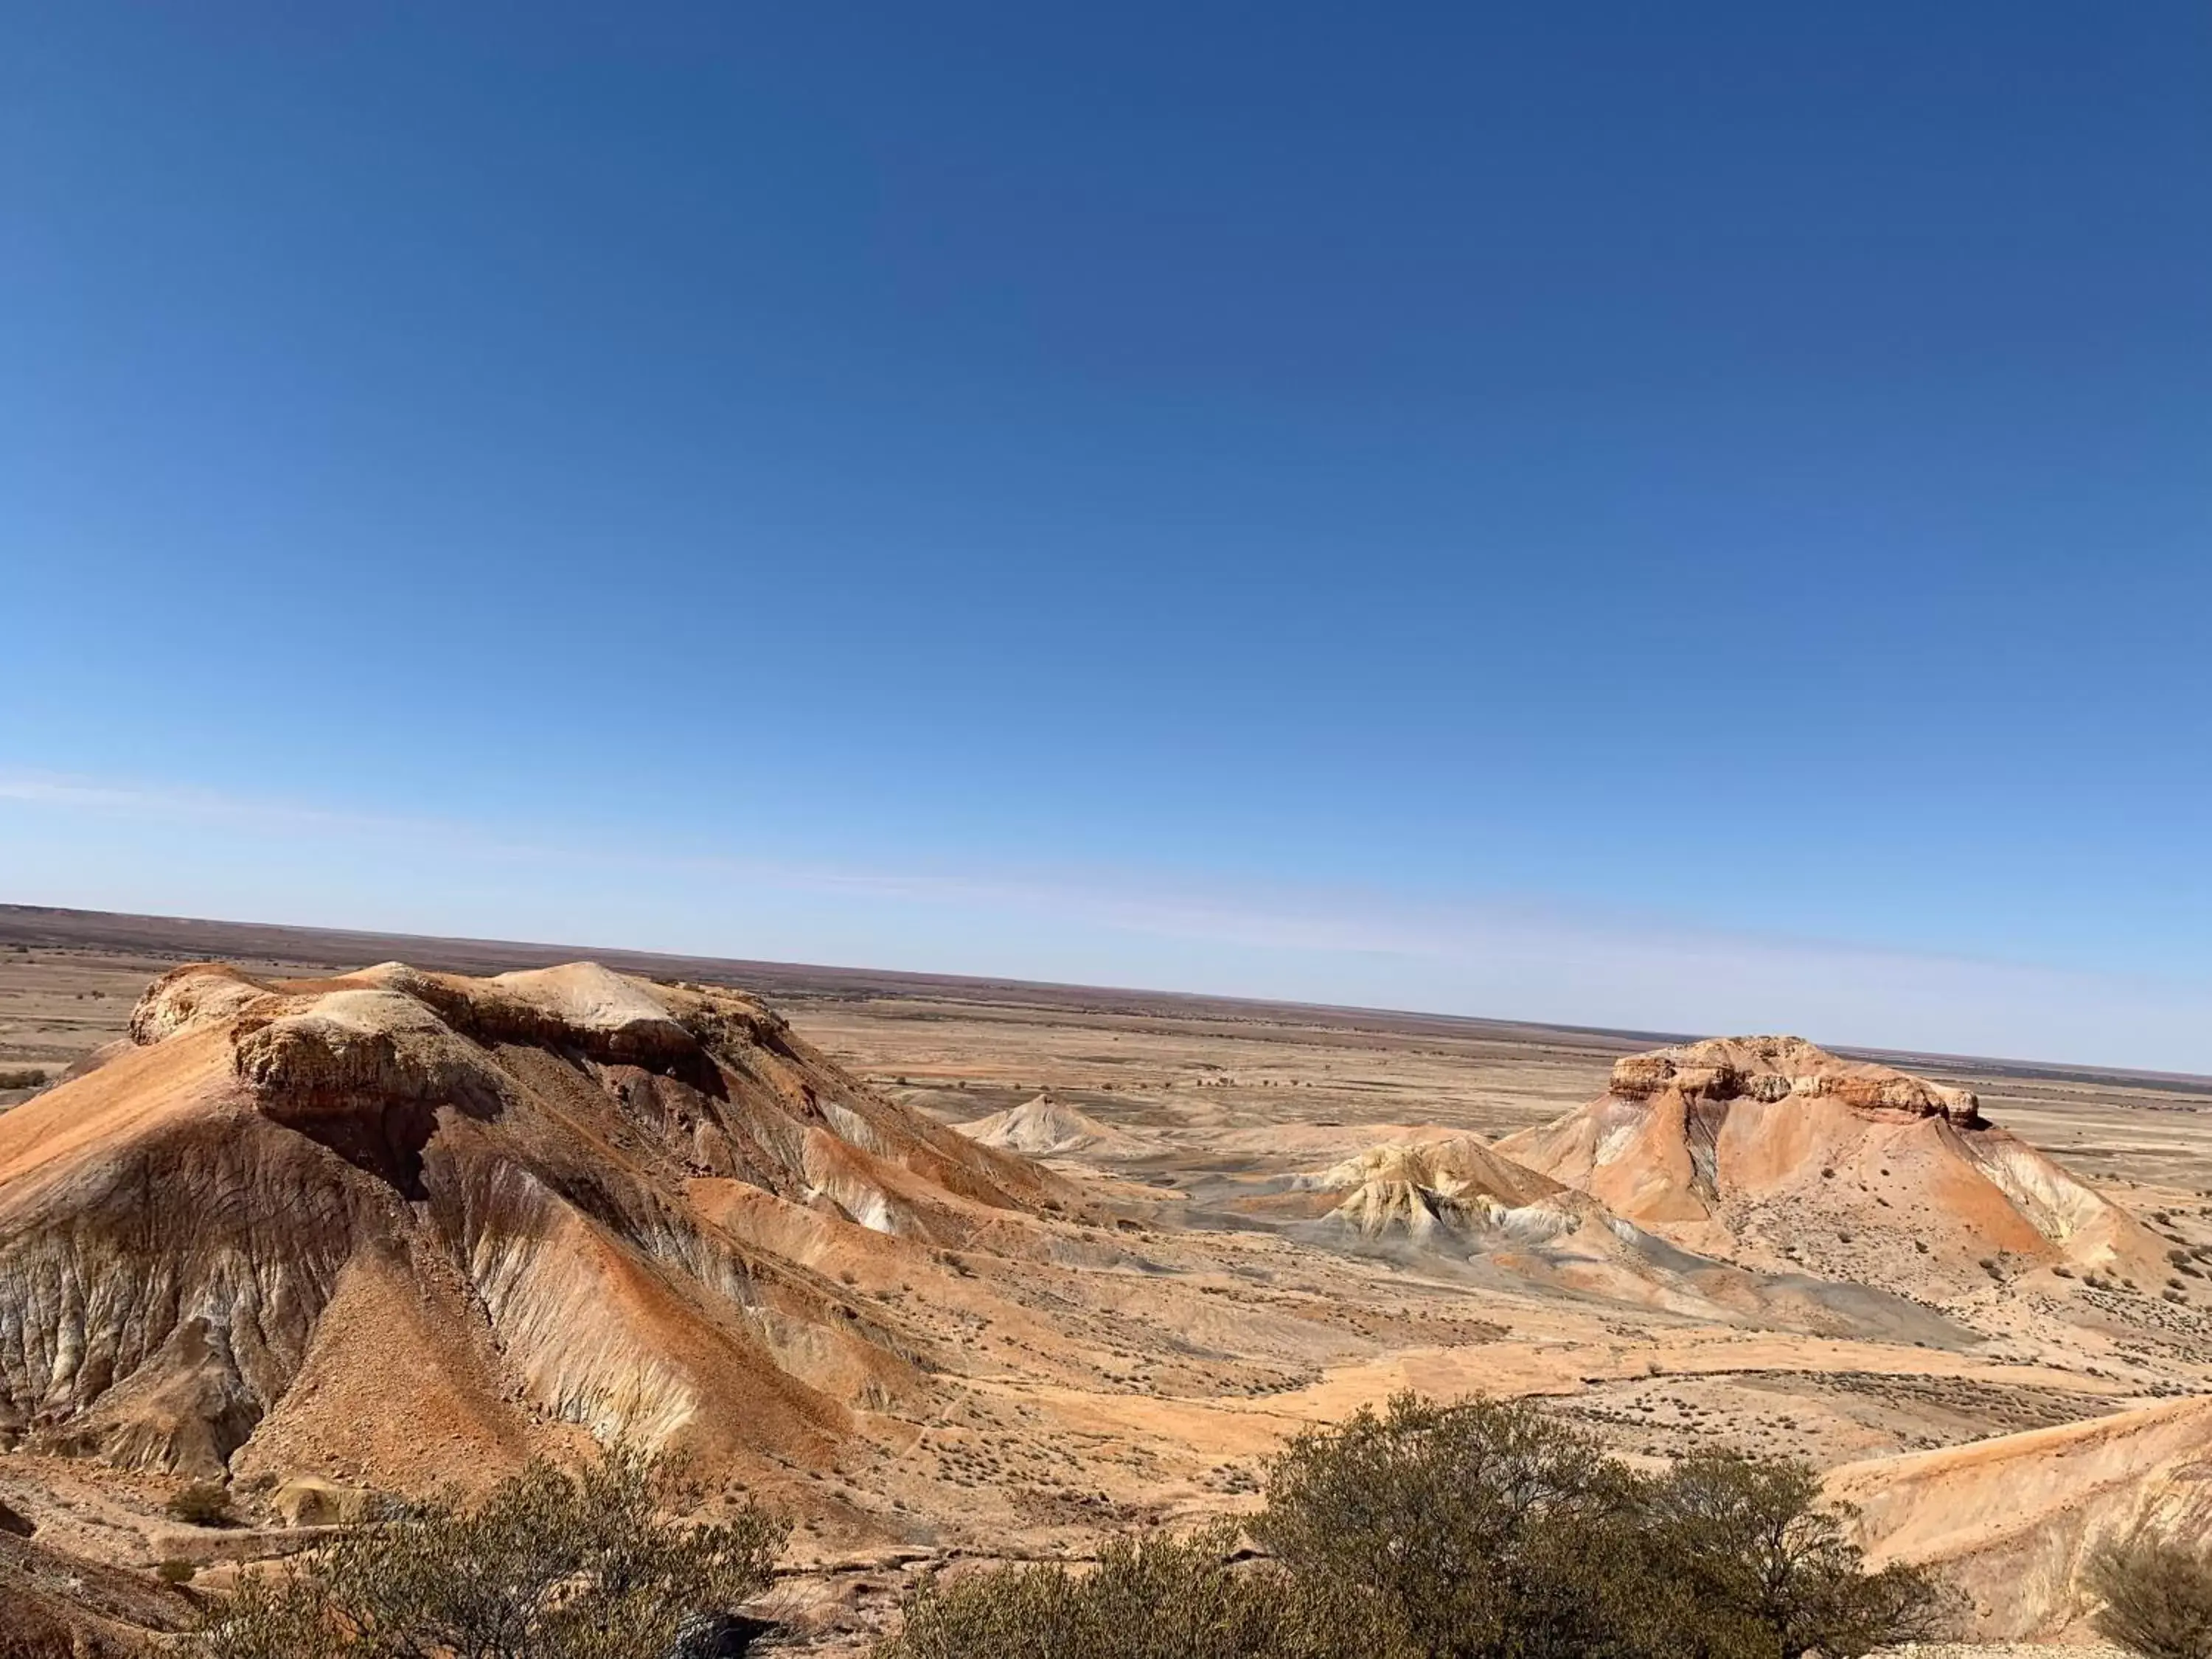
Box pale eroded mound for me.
[1295,1132,1971,1345]
[1302,1136,1571,1245]
[955,1093,1136,1157]
[0,961,1079,1487]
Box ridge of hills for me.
[22,901,2211,1093]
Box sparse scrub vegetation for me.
[875,1393,1947,1659]
[198,1446,786,1659]
[877,1525,1413,1659]
[166,1481,236,1527]
[2089,1528,2212,1659]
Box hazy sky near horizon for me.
[4,4,2209,1070]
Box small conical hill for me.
[956,1092,1135,1157]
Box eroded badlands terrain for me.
[3,905,2211,1652]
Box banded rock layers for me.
[1497,1035,2162,1287]
[0,961,1074,1486]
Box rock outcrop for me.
[1498,1035,2160,1286]
[1293,1130,1972,1345]
[1606,1036,1983,1124]
[0,961,1080,1486]
[1304,1135,1571,1245]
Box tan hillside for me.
[0,1521,197,1658]
[1497,1036,2167,1289]
[1832,1394,2212,1641]
[0,961,1078,1492]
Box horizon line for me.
[8,899,2208,1093]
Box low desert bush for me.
[2089,1528,2212,1659]
[1637,1447,1948,1659]
[878,1525,1414,1659]
[1256,1392,1651,1659]
[198,1445,786,1659]
[0,1067,46,1090]
[873,1393,1947,1659]
[156,1559,198,1585]
[166,1482,236,1528]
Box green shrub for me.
[197,1446,786,1659]
[877,1525,1413,1659]
[157,1559,198,1585]
[1638,1449,1946,1659]
[874,1396,1944,1659]
[2089,1529,2212,1659]
[1254,1392,1651,1659]
[1259,1394,1941,1659]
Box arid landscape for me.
[4,905,2212,1654]
[15,4,2205,1652]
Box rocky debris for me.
[666,1610,779,1657]
[0,1527,198,1657]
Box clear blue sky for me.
[4,4,2208,1068]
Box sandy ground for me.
[4,908,2211,1651]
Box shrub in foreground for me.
[2090,1529,2212,1659]
[1638,1447,1948,1659]
[198,1446,786,1659]
[874,1393,1947,1659]
[1262,1395,1944,1659]
[1256,1392,1652,1659]
[876,1524,1414,1659]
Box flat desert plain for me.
[2,904,2209,1653]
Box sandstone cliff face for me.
[0,961,1076,1483]
[1605,1035,1983,1123]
